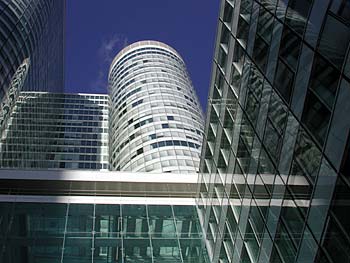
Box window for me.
[274,59,294,103]
[322,214,350,262]
[223,1,234,26]
[136,148,143,155]
[279,26,302,70]
[236,17,250,46]
[285,0,312,36]
[330,0,350,24]
[308,55,340,109]
[319,14,350,69]
[275,222,297,263]
[253,35,269,72]
[256,6,274,43]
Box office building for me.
[198,0,350,262]
[0,0,65,160]
[0,92,109,170]
[0,0,65,102]
[0,170,209,262]
[109,40,204,173]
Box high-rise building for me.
[0,0,65,102]
[0,92,109,170]
[198,0,350,262]
[0,0,65,160]
[109,40,204,173]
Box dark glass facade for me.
[0,202,209,263]
[198,0,350,262]
[0,0,65,126]
[0,92,109,170]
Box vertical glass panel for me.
[67,204,93,233]
[220,23,231,51]
[296,226,318,263]
[279,26,302,70]
[288,160,313,216]
[267,91,288,135]
[321,215,350,262]
[260,0,278,13]
[318,14,350,69]
[236,17,250,47]
[233,43,245,73]
[240,244,252,263]
[249,202,265,242]
[226,206,238,235]
[293,129,321,182]
[331,0,350,25]
[263,119,282,163]
[275,222,297,263]
[221,224,234,261]
[279,200,305,249]
[256,5,274,43]
[253,35,269,72]
[340,134,350,180]
[270,245,283,263]
[122,205,148,237]
[244,221,259,262]
[329,176,350,238]
[245,88,260,126]
[218,46,228,69]
[307,159,337,242]
[274,59,294,103]
[301,90,331,146]
[240,0,253,18]
[223,1,234,26]
[308,55,341,109]
[285,0,312,36]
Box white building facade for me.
[109,41,204,173]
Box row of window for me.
[151,140,200,150]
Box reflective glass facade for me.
[0,202,209,263]
[0,92,109,170]
[198,0,350,262]
[109,41,204,173]
[0,0,65,101]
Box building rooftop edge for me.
[109,40,183,74]
[20,91,109,97]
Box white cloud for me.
[90,34,128,91]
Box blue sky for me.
[65,1,220,110]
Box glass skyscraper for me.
[0,0,65,100]
[0,92,109,170]
[0,0,65,162]
[109,41,204,173]
[198,0,350,262]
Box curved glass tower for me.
[109,40,204,173]
[0,0,65,104]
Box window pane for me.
[302,90,331,146]
[253,35,269,72]
[285,0,312,36]
[274,60,294,103]
[308,55,340,109]
[331,0,350,24]
[318,14,350,69]
[279,26,302,70]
